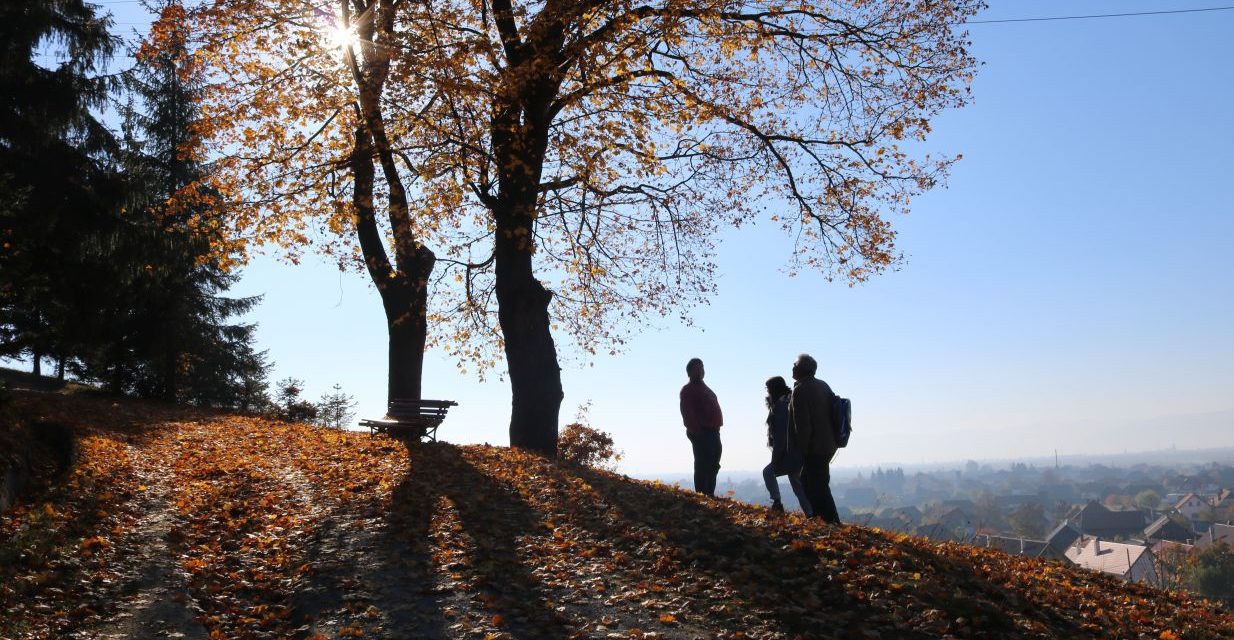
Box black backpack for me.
[832,395,852,448]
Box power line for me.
[965,5,1234,25]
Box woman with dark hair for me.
[762,376,811,515]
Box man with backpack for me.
[787,353,842,524]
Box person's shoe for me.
[770,500,784,513]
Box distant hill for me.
[2,390,1232,639]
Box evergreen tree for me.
[90,0,269,407]
[316,384,357,430]
[0,0,123,376]
[274,377,318,423]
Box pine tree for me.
[93,0,270,407]
[0,0,123,376]
[316,384,357,430]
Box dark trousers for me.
[687,430,722,497]
[802,452,840,524]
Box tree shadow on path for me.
[387,442,571,640]
[565,464,1086,639]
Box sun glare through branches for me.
[320,21,357,51]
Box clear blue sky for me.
[50,1,1234,474]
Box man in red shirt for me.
[679,358,723,496]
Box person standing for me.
[787,354,841,524]
[679,357,723,497]
[762,376,812,515]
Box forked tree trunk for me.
[351,125,435,406]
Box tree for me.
[0,0,122,377]
[1008,503,1046,539]
[316,383,358,430]
[1154,542,1193,593]
[972,490,1003,533]
[1186,542,1234,604]
[275,377,319,423]
[175,0,440,411]
[1135,489,1162,511]
[103,0,270,406]
[187,0,982,456]
[558,404,622,469]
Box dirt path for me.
[74,432,208,640]
[13,402,1228,640]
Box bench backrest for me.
[388,399,457,419]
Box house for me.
[1069,501,1147,538]
[1211,489,1233,510]
[864,516,913,533]
[1044,521,1082,559]
[885,505,923,525]
[1173,493,1210,520]
[1143,516,1194,544]
[873,505,922,530]
[1195,523,1234,550]
[919,506,975,541]
[1064,538,1158,585]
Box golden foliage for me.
[168,0,985,372]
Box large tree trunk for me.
[494,211,563,456]
[31,350,42,377]
[492,103,564,455]
[378,282,429,403]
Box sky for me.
[38,1,1234,475]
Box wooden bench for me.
[359,399,458,441]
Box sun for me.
[322,23,358,50]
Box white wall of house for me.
[1177,495,1209,520]
[1128,551,1159,585]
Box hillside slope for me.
[1,392,1232,640]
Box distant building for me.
[1044,522,1082,559]
[1065,537,1158,585]
[864,516,913,533]
[1068,501,1147,538]
[1143,516,1194,544]
[919,506,974,541]
[1211,489,1233,510]
[884,505,923,525]
[1173,493,1210,521]
[1195,523,1234,550]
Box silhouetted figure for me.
[788,354,841,524]
[762,376,812,515]
[679,358,723,497]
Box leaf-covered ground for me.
[2,392,1232,640]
